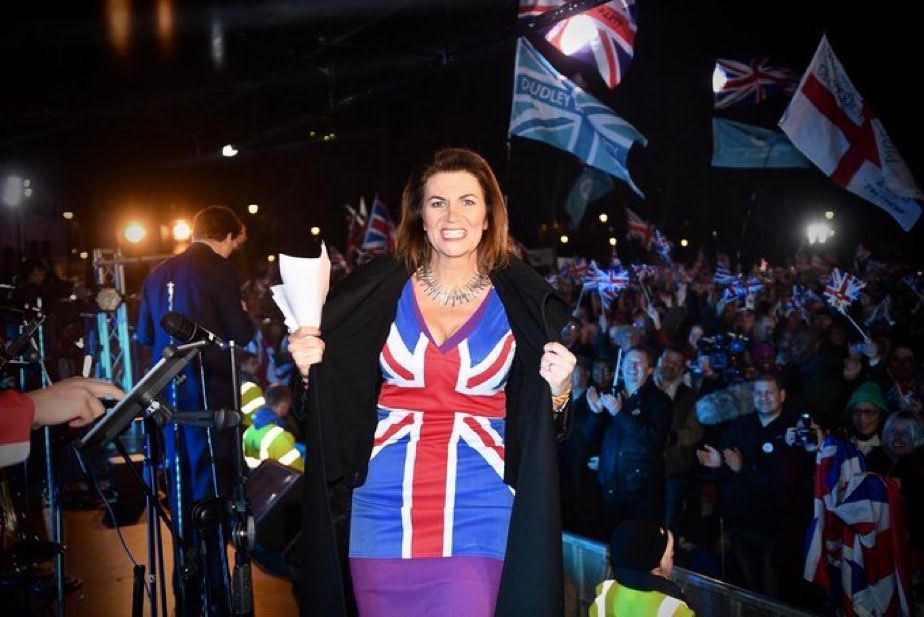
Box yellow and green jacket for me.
[240,380,266,427]
[242,406,305,472]
[590,571,694,617]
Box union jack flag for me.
[581,260,603,290]
[714,254,736,286]
[823,268,865,314]
[625,208,654,248]
[714,57,797,109]
[360,197,396,256]
[652,228,673,262]
[804,437,911,616]
[725,275,764,302]
[350,285,516,560]
[560,257,589,284]
[344,199,368,264]
[631,263,660,280]
[522,0,637,89]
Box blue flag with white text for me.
[509,37,646,196]
[712,118,811,169]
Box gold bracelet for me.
[551,387,572,411]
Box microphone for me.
[160,311,226,347]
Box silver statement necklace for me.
[416,264,489,307]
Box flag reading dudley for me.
[509,37,646,196]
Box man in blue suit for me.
[136,205,255,615]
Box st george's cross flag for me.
[509,37,647,196]
[779,36,922,231]
[518,1,637,90]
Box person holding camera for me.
[591,346,672,539]
[696,373,816,601]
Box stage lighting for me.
[559,234,569,244]
[62,211,74,220]
[267,255,276,262]
[806,222,832,245]
[2,175,24,207]
[124,222,146,244]
[96,288,123,311]
[222,144,238,157]
[824,210,834,220]
[608,237,617,246]
[248,204,259,214]
[598,213,608,223]
[172,220,192,241]
[680,239,689,247]
[310,226,321,236]
[79,251,89,260]
[559,15,596,55]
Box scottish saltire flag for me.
[780,36,922,231]
[805,437,911,616]
[712,118,811,168]
[624,208,654,248]
[510,37,647,196]
[713,57,796,109]
[824,268,865,314]
[360,197,396,256]
[565,166,614,227]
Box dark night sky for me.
[1,1,921,271]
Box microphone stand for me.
[227,340,255,617]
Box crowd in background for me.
[3,240,923,615]
[549,245,923,614]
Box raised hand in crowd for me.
[696,444,722,468]
[586,385,603,414]
[722,447,743,472]
[599,391,622,417]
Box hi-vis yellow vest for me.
[242,422,304,472]
[590,579,694,617]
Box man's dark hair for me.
[753,372,784,390]
[265,384,292,408]
[625,345,652,365]
[193,205,245,242]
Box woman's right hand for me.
[289,327,325,377]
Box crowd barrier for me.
[562,531,819,616]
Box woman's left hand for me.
[540,342,576,397]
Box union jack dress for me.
[349,280,516,616]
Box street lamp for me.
[247,204,259,215]
[222,144,238,157]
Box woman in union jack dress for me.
[291,148,576,617]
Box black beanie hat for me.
[609,519,668,572]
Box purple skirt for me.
[350,555,504,617]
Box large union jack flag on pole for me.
[823,268,865,314]
[509,37,646,196]
[713,57,796,109]
[519,0,637,89]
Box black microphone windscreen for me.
[160,311,197,343]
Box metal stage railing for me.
[562,531,819,617]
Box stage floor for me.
[62,507,298,616]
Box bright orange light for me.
[172,220,192,241]
[106,0,131,55]
[156,0,174,52]
[124,222,146,244]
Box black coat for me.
[298,256,569,616]
[596,379,672,497]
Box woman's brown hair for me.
[395,147,511,273]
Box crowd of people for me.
[3,198,923,616]
[550,245,923,613]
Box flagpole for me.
[841,310,870,343]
